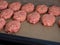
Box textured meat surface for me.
[0,0,8,10]
[49,6,60,16]
[36,5,48,14]
[42,14,56,26]
[9,2,21,11]
[13,10,27,22]
[0,9,14,19]
[0,18,6,30]
[5,20,21,33]
[27,11,40,24]
[21,3,34,13]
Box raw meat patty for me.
[0,9,14,19]
[0,0,8,10]
[5,20,21,33]
[9,2,21,11]
[0,18,6,30]
[42,14,56,26]
[49,6,60,16]
[36,5,48,14]
[27,11,40,24]
[21,3,34,13]
[13,10,27,22]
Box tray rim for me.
[0,33,60,45]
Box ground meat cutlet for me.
[42,14,56,26]
[21,3,34,13]
[9,2,21,11]
[13,10,27,22]
[36,5,48,14]
[0,9,14,19]
[0,0,8,10]
[49,6,60,16]
[27,11,40,24]
[5,20,21,33]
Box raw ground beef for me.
[5,20,21,33]
[36,5,48,14]
[9,2,21,11]
[21,3,34,13]
[13,10,27,22]
[27,11,40,24]
[42,14,56,26]
[0,9,14,19]
[49,6,60,16]
[0,0,8,10]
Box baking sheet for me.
[1,0,60,42]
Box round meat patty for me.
[13,10,27,22]
[21,3,34,13]
[27,11,40,24]
[9,2,21,11]
[49,6,60,16]
[5,20,21,33]
[0,9,14,19]
[42,14,56,26]
[0,0,8,10]
[0,18,6,30]
[36,5,48,14]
